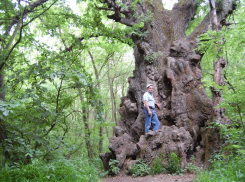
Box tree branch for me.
[43,115,70,160]
[171,0,198,39]
[0,0,49,27]
[98,0,135,27]
[0,0,59,71]
[188,0,236,41]
[5,19,22,50]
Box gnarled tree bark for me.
[99,0,236,170]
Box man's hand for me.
[144,100,152,116]
[155,103,161,109]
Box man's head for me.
[146,84,153,93]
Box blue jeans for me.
[144,108,160,133]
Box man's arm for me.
[155,102,161,109]
[144,100,152,116]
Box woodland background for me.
[0,0,245,181]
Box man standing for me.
[143,84,160,133]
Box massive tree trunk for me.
[99,0,236,170]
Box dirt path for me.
[102,173,195,182]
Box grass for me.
[0,158,100,182]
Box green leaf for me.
[3,110,9,116]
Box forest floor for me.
[102,172,195,182]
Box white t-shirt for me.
[143,91,155,108]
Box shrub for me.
[168,152,182,174]
[132,159,150,177]
[108,159,120,176]
[150,156,166,175]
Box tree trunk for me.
[104,110,111,137]
[78,87,93,158]
[88,50,104,153]
[99,0,236,169]
[204,0,229,166]
[0,72,7,143]
[107,62,117,129]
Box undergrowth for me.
[150,156,166,175]
[0,158,99,182]
[168,152,182,175]
[184,156,200,173]
[108,159,120,176]
[132,159,150,177]
[194,154,245,182]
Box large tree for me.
[99,0,237,170]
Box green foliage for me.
[186,0,209,36]
[194,2,245,181]
[108,159,120,176]
[0,0,135,167]
[132,159,150,177]
[198,30,224,57]
[0,45,100,162]
[198,0,245,156]
[184,156,200,173]
[133,10,153,24]
[194,155,245,182]
[150,156,166,175]
[167,152,182,174]
[221,124,245,155]
[145,52,161,64]
[0,158,99,182]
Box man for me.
[143,84,160,133]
